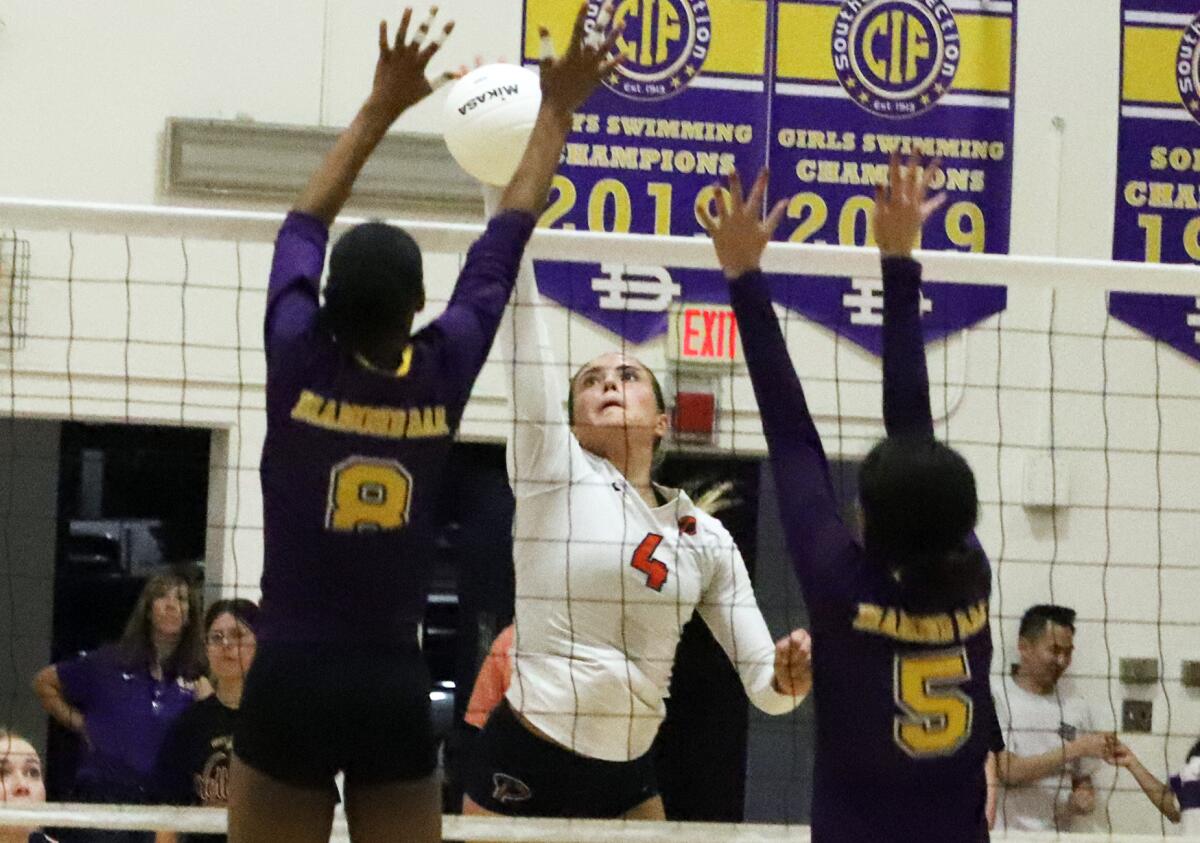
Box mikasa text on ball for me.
[442,64,542,186]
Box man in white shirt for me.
[992,604,1114,832]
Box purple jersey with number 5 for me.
[729,260,998,842]
[257,210,535,645]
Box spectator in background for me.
[32,573,208,843]
[154,600,259,843]
[1109,736,1200,834]
[462,625,513,732]
[992,604,1112,832]
[0,729,57,843]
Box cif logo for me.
[832,0,959,118]
[589,0,711,101]
[1175,12,1200,123]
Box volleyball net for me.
[1,198,1198,840]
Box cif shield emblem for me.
[1175,12,1200,122]
[590,0,711,101]
[832,0,960,118]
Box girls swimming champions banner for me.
[1110,2,1200,364]
[519,0,1015,354]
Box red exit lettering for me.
[681,307,739,361]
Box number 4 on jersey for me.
[631,533,668,591]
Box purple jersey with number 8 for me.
[256,210,535,645]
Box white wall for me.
[2,0,1198,835]
[0,0,1129,259]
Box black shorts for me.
[234,639,435,789]
[464,701,658,818]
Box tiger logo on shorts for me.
[492,772,533,804]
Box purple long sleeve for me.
[732,266,996,841]
[880,257,934,438]
[727,271,860,604]
[264,211,327,355]
[429,211,537,409]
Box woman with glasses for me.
[154,600,259,843]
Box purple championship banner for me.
[769,0,1017,254]
[1115,0,1200,264]
[519,1,1014,353]
[521,0,770,238]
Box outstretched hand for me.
[367,6,456,123]
[538,1,624,120]
[873,154,945,259]
[772,628,813,698]
[700,168,788,280]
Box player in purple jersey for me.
[226,7,622,843]
[703,158,999,841]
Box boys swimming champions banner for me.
[519,0,1015,354]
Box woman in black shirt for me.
[155,600,258,843]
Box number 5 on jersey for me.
[893,648,973,758]
[326,457,413,532]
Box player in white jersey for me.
[464,149,811,826]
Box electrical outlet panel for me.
[1122,700,1153,734]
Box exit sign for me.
[668,305,741,365]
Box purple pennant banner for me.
[1109,291,1200,363]
[534,260,731,345]
[534,261,1007,356]
[766,275,1008,356]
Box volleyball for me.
[442,63,542,187]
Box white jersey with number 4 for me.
[500,257,802,763]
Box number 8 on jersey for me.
[326,457,414,532]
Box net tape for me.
[1,804,1197,842]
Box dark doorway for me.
[46,422,211,798]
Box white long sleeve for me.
[696,529,806,716]
[500,254,576,485]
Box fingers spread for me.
[727,169,744,213]
[746,167,769,213]
[713,185,730,221]
[379,20,390,53]
[568,1,589,55]
[764,198,789,240]
[395,7,413,48]
[921,192,947,218]
[419,20,454,63]
[539,26,556,65]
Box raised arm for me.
[297,9,454,225]
[266,7,455,350]
[875,155,945,438]
[485,4,622,481]
[696,533,810,714]
[496,3,622,216]
[703,170,859,595]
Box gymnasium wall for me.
[1,1,1197,834]
[0,0,1118,258]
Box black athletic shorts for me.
[234,638,435,789]
[464,700,658,817]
